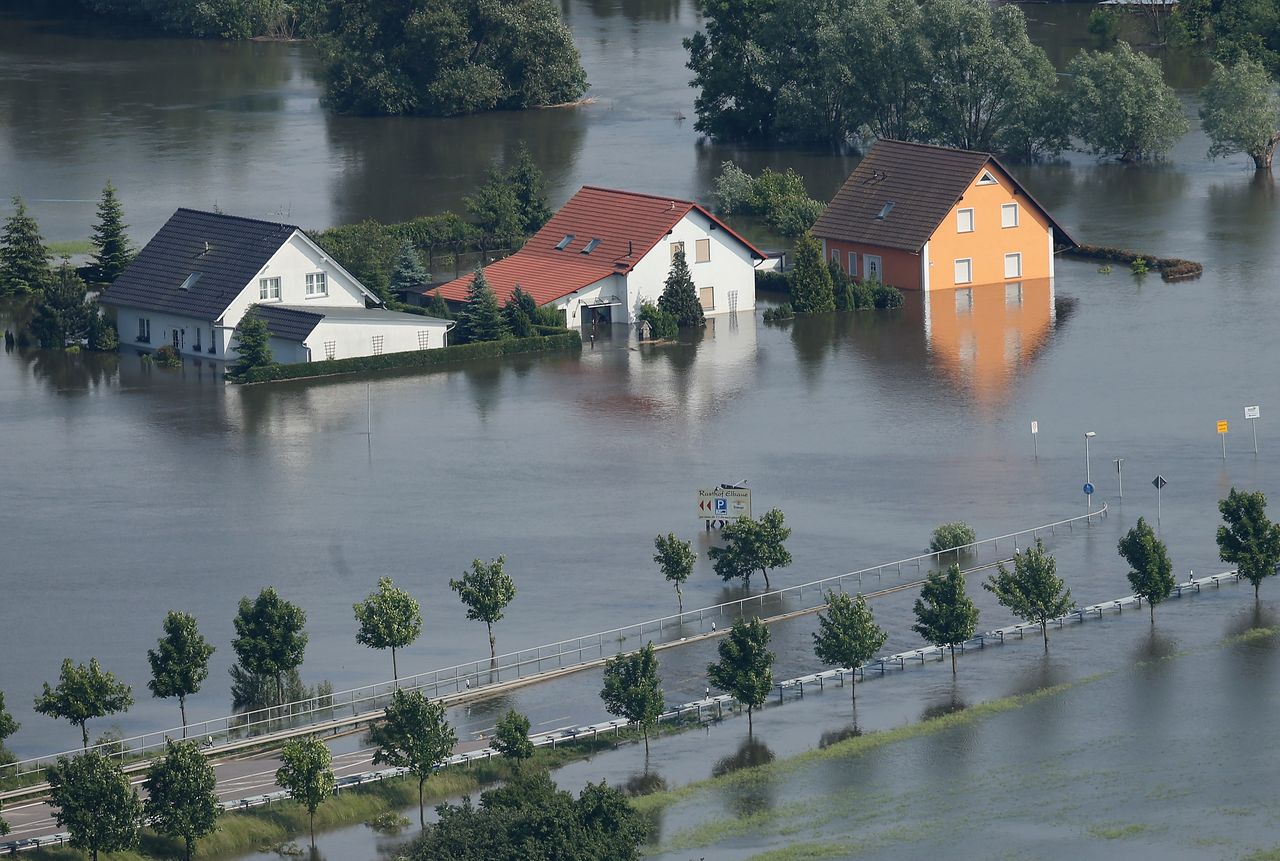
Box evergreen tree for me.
[912,564,979,675]
[456,269,510,343]
[509,144,552,234]
[503,287,537,338]
[789,233,835,313]
[30,260,91,349]
[657,249,706,328]
[90,181,133,283]
[0,196,52,295]
[388,240,430,295]
[87,312,119,352]
[424,292,453,320]
[231,306,273,375]
[1117,517,1174,622]
[812,591,887,702]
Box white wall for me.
[220,232,369,330]
[303,317,451,361]
[113,306,223,359]
[551,275,623,328]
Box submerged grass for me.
[1088,822,1149,840]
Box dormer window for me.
[580,238,601,255]
[555,234,575,251]
[977,170,998,186]
[179,272,202,291]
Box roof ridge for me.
[174,207,301,233]
[578,186,697,207]
[874,139,993,159]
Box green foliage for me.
[354,577,423,680]
[34,658,134,750]
[761,305,794,323]
[714,163,823,238]
[466,144,552,237]
[502,287,538,338]
[231,306,273,377]
[707,617,775,731]
[601,643,664,753]
[658,249,706,328]
[389,240,431,296]
[709,508,793,590]
[228,666,313,713]
[409,768,645,861]
[983,539,1075,650]
[370,690,457,826]
[450,555,517,659]
[46,752,142,861]
[1216,488,1280,599]
[30,261,92,349]
[147,611,215,732]
[654,533,696,611]
[312,214,480,303]
[1178,0,1280,72]
[872,281,903,309]
[1130,256,1149,275]
[929,521,977,553]
[89,181,132,283]
[912,564,980,674]
[87,312,119,352]
[1199,58,1280,170]
[1066,41,1189,162]
[812,592,887,700]
[788,233,835,314]
[456,269,510,344]
[153,344,182,367]
[144,740,219,861]
[493,709,534,762]
[425,292,454,319]
[1,196,52,295]
[1088,8,1121,46]
[276,737,336,847]
[317,0,587,117]
[231,587,308,711]
[76,0,318,39]
[1117,516,1175,621]
[0,690,18,779]
[638,302,678,340]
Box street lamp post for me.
[1084,431,1097,510]
[1114,457,1124,499]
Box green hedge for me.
[231,331,580,384]
[1066,244,1203,282]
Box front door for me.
[172,329,182,350]
[864,254,883,282]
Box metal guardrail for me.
[1,504,1107,782]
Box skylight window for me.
[179,272,202,290]
[580,238,602,255]
[875,202,895,220]
[555,234,575,251]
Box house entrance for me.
[585,305,613,329]
[171,328,183,350]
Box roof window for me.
[179,272,202,290]
[977,170,998,185]
[875,202,895,220]
[580,238,602,255]
[555,234,575,251]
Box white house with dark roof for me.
[101,208,452,364]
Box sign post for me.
[1245,405,1260,455]
[1152,475,1167,533]
[1114,457,1124,499]
[1217,420,1229,460]
[1030,420,1039,460]
[697,487,752,529]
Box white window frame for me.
[137,317,150,343]
[695,238,711,264]
[1004,253,1022,279]
[977,170,998,186]
[864,254,882,282]
[847,252,857,276]
[957,208,975,234]
[305,272,327,297]
[954,258,973,285]
[1001,203,1019,228]
[258,276,281,301]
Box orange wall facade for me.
[820,240,924,290]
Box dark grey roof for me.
[256,305,325,342]
[101,208,299,319]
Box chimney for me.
[669,201,675,211]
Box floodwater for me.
[2,1,1280,856]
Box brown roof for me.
[811,139,1075,253]
[431,186,765,306]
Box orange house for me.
[811,139,1075,291]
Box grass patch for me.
[48,239,93,257]
[1088,822,1148,840]
[747,841,856,860]
[1243,848,1280,861]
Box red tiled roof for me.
[431,186,766,306]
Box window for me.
[954,258,973,284]
[324,340,336,360]
[875,201,895,220]
[1004,253,1022,279]
[555,234,575,251]
[670,241,685,261]
[305,272,327,296]
[258,277,281,301]
[179,272,201,291]
[194,327,201,351]
[371,335,384,356]
[699,286,715,310]
[1001,203,1019,228]
[581,238,602,255]
[977,170,997,185]
[137,317,150,343]
[418,330,429,350]
[957,208,975,233]
[847,252,857,276]
[695,238,711,263]
[955,288,973,313]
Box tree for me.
[389,240,431,295]
[231,587,308,714]
[450,555,517,660]
[912,564,980,674]
[231,305,273,375]
[468,144,554,238]
[657,249,706,328]
[0,196,51,295]
[638,301,678,340]
[493,709,535,762]
[502,287,537,338]
[354,576,423,681]
[29,259,91,349]
[507,144,553,235]
[1200,58,1280,170]
[788,233,835,313]
[708,508,793,590]
[1067,42,1188,162]
[370,689,457,826]
[87,312,119,352]
[1117,517,1175,622]
[812,591,887,702]
[455,269,510,343]
[90,181,132,283]
[983,539,1075,651]
[653,533,696,612]
[317,0,587,117]
[34,658,134,750]
[707,617,774,732]
[143,740,220,861]
[45,752,142,861]
[1178,0,1280,72]
[601,643,664,755]
[0,690,17,760]
[276,737,335,848]
[683,0,780,141]
[147,611,215,735]
[1216,488,1280,600]
[930,521,977,554]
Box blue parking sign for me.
[715,498,728,513]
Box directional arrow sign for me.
[1152,475,1167,489]
[1083,482,1095,496]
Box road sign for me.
[1083,482,1094,496]
[1152,475,1167,489]
[698,487,751,521]
[1217,420,1229,434]
[1030,420,1039,434]
[1246,405,1261,420]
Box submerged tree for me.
[983,539,1074,651]
[370,689,456,826]
[455,269,510,343]
[601,642,664,754]
[493,708,535,762]
[1067,41,1188,162]
[912,564,979,674]
[658,248,706,328]
[653,533,696,612]
[1118,517,1175,622]
[147,611,215,735]
[143,740,220,861]
[354,576,423,681]
[388,240,430,296]
[788,232,835,313]
[46,752,143,861]
[707,617,774,733]
[34,658,134,750]
[231,587,308,714]
[450,555,517,660]
[812,591,887,702]
[276,737,335,848]
[709,508,793,590]
[30,260,91,349]
[90,181,132,283]
[1200,58,1280,171]
[1216,488,1280,600]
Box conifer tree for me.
[424,292,453,320]
[90,181,132,283]
[0,196,52,295]
[502,286,537,337]
[388,240,430,296]
[789,233,835,313]
[30,260,91,349]
[658,248,705,328]
[456,269,510,343]
[231,306,273,375]
[509,144,552,234]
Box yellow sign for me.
[1217,420,1229,434]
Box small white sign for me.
[1030,420,1039,435]
[1246,405,1261,420]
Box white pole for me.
[1252,417,1259,455]
[1222,431,1227,461]
[1157,486,1162,534]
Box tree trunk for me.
[1041,621,1049,652]
[185,837,194,861]
[1255,138,1277,171]
[392,646,399,682]
[676,583,683,613]
[762,568,771,590]
[310,811,316,848]
[643,727,650,756]
[1256,581,1261,601]
[747,705,754,734]
[80,720,89,751]
[950,645,957,675]
[487,622,496,661]
[419,777,426,827]
[851,675,857,704]
[180,695,188,737]
[276,674,284,721]
[1149,600,1155,624]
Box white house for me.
[425,186,765,327]
[101,208,452,364]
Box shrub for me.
[88,314,119,352]
[153,344,182,368]
[851,278,877,309]
[930,522,977,553]
[755,269,791,294]
[761,305,794,323]
[639,301,678,340]
[1130,256,1149,275]
[872,282,904,309]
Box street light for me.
[1084,431,1097,509]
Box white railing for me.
[0,504,1106,783]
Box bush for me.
[153,344,182,368]
[851,278,877,309]
[639,301,678,340]
[712,163,823,238]
[872,282,904,309]
[930,522,977,553]
[754,269,790,294]
[1066,244,1202,282]
[761,305,794,323]
[88,314,119,352]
